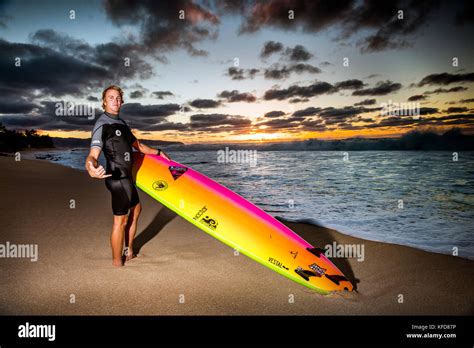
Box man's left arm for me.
[132,139,170,160]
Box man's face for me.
[104,89,122,114]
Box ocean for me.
[24,148,474,259]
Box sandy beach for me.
[0,155,473,315]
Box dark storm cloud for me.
[418,72,474,86]
[264,63,321,79]
[408,94,427,101]
[347,0,441,53]
[0,115,54,129]
[0,38,111,98]
[0,98,39,114]
[352,80,402,96]
[260,40,283,58]
[455,0,474,25]
[263,81,334,101]
[189,98,222,108]
[0,100,103,131]
[31,30,153,81]
[152,91,174,99]
[264,110,286,118]
[103,0,219,57]
[217,90,256,103]
[236,0,354,34]
[424,86,468,94]
[283,45,313,62]
[354,98,377,106]
[220,0,447,53]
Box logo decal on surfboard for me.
[309,263,327,276]
[169,166,188,180]
[200,215,218,230]
[152,180,168,191]
[268,257,289,270]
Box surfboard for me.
[132,153,354,294]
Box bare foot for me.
[124,247,136,262]
[112,259,123,267]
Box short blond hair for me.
[102,85,124,109]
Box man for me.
[85,85,169,267]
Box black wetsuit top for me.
[90,112,139,215]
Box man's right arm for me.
[85,147,111,179]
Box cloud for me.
[222,0,445,54]
[0,38,112,98]
[130,90,144,99]
[348,0,441,53]
[352,80,402,96]
[0,98,39,114]
[418,107,439,115]
[334,79,365,91]
[444,107,469,113]
[418,72,474,86]
[264,81,334,101]
[283,44,313,61]
[264,63,321,79]
[256,117,307,130]
[227,67,245,80]
[103,0,219,57]
[424,86,468,94]
[189,98,221,109]
[264,110,286,118]
[217,90,256,103]
[260,40,283,58]
[407,94,427,101]
[289,97,310,103]
[354,98,377,106]
[455,0,474,25]
[237,0,354,34]
[30,29,153,81]
[292,107,321,117]
[152,91,174,99]
[189,113,252,130]
[121,103,186,118]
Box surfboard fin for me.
[324,274,349,286]
[306,247,326,257]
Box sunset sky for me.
[0,0,473,144]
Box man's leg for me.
[111,214,128,267]
[124,202,142,261]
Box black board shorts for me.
[105,177,140,216]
